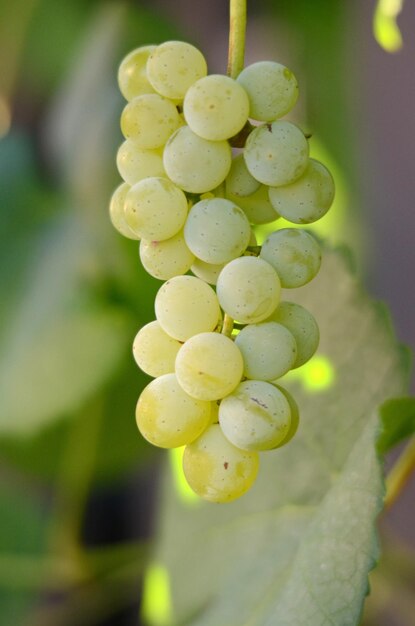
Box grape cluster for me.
[110,41,335,503]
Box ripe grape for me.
[175,332,243,401]
[237,61,298,121]
[139,231,195,281]
[146,41,207,101]
[244,121,309,186]
[267,301,320,368]
[225,154,261,198]
[136,374,211,448]
[118,45,156,101]
[124,177,188,241]
[235,322,297,380]
[184,198,251,264]
[219,380,291,451]
[120,94,180,149]
[268,158,335,224]
[155,276,220,342]
[270,384,300,448]
[216,256,281,324]
[132,321,182,377]
[226,184,280,225]
[190,258,225,285]
[260,228,321,288]
[183,424,259,503]
[183,74,249,140]
[116,140,165,185]
[109,182,139,240]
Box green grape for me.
[183,74,249,141]
[270,384,300,448]
[120,94,180,149]
[132,321,181,377]
[216,256,281,324]
[146,41,207,101]
[175,332,243,401]
[184,198,250,264]
[117,45,156,101]
[183,424,259,502]
[268,158,335,224]
[219,380,291,451]
[237,61,298,121]
[155,276,220,342]
[136,374,211,448]
[109,182,139,240]
[163,125,232,193]
[226,184,280,225]
[260,228,321,288]
[124,177,188,241]
[244,121,309,186]
[225,154,261,197]
[267,301,319,368]
[235,322,297,381]
[191,258,225,285]
[139,230,195,281]
[116,140,165,185]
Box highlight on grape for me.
[110,40,335,503]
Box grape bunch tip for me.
[110,40,335,504]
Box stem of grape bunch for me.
[227,0,247,79]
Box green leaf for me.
[148,248,409,626]
[377,397,415,454]
[0,211,131,435]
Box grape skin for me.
[163,125,232,194]
[109,182,140,240]
[118,45,157,101]
[235,322,297,381]
[270,384,300,448]
[183,424,259,503]
[219,380,291,451]
[120,94,180,149]
[268,158,335,224]
[139,231,195,281]
[184,198,251,264]
[124,177,188,241]
[175,332,243,401]
[225,154,261,198]
[146,41,207,101]
[237,61,298,121]
[155,276,221,342]
[132,321,182,377]
[244,121,309,187]
[226,184,280,225]
[266,301,320,368]
[136,373,211,448]
[216,256,281,324]
[183,74,249,141]
[190,258,225,285]
[260,228,321,288]
[116,140,165,186]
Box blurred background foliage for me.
[0,0,414,624]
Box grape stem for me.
[384,435,415,509]
[222,314,235,338]
[227,0,247,79]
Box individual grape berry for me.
[109,182,139,240]
[163,125,232,193]
[118,45,157,101]
[219,380,291,451]
[269,384,300,448]
[146,41,208,101]
[183,424,259,503]
[260,229,321,288]
[132,321,182,377]
[184,198,251,265]
[235,322,297,381]
[120,94,180,149]
[244,121,309,187]
[237,61,299,121]
[226,184,280,225]
[183,74,249,141]
[268,158,335,224]
[216,256,281,324]
[139,231,195,281]
[175,332,243,401]
[267,302,320,368]
[155,276,221,342]
[136,373,211,448]
[190,258,225,285]
[124,177,188,241]
[225,154,261,198]
[116,140,165,185]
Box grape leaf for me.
[150,248,410,626]
[377,397,415,454]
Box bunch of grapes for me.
[110,41,335,503]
